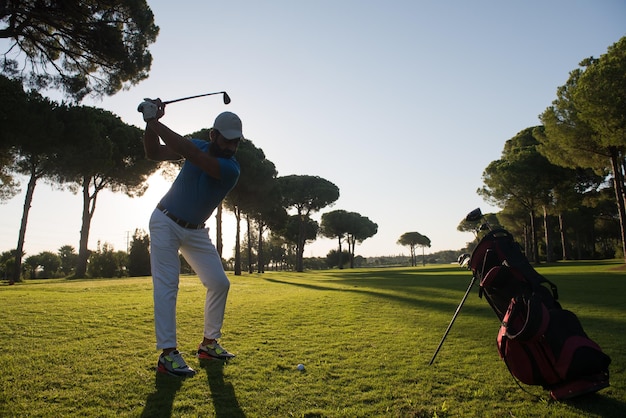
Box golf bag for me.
[469,228,611,400]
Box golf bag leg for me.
[429,276,477,365]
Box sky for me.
[1,1,625,260]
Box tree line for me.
[459,36,626,264]
[0,81,385,280]
[0,2,382,280]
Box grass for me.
[0,261,624,417]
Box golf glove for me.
[137,98,164,122]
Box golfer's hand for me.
[137,98,165,122]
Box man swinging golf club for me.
[138,97,242,377]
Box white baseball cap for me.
[213,111,243,140]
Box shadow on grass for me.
[563,392,626,418]
[199,358,245,418]
[141,372,183,418]
[263,268,626,334]
[261,275,481,317]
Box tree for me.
[344,212,377,268]
[6,89,63,282]
[320,210,349,269]
[397,232,430,267]
[262,233,286,270]
[58,245,78,276]
[322,210,378,269]
[0,75,28,201]
[88,241,126,278]
[225,139,281,274]
[0,250,18,281]
[278,175,340,272]
[276,215,319,270]
[478,128,558,263]
[22,253,39,278]
[325,249,350,269]
[539,36,626,262]
[52,105,160,277]
[24,251,61,278]
[253,190,287,273]
[573,37,626,260]
[543,163,605,261]
[1,0,159,101]
[128,229,151,277]
[38,251,61,277]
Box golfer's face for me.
[214,133,240,158]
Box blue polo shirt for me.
[158,139,240,224]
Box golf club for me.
[162,91,231,106]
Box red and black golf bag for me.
[470,228,611,400]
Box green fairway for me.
[1,262,624,417]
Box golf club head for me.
[465,208,483,222]
[223,92,231,105]
[458,253,471,268]
[479,223,491,231]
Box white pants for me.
[149,208,230,349]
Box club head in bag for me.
[458,253,471,268]
[465,208,483,222]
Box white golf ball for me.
[297,363,305,371]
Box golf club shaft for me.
[429,275,477,365]
[162,91,229,105]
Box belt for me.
[157,203,205,229]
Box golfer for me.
[138,99,242,377]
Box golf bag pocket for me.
[497,329,560,386]
[543,309,611,381]
[497,300,611,389]
[497,298,558,386]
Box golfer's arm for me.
[143,123,181,161]
[146,120,221,178]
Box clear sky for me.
[1,1,625,259]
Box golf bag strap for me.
[499,347,544,400]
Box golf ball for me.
[297,363,305,371]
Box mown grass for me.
[0,261,624,417]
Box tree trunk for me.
[337,235,343,269]
[257,220,264,273]
[543,205,553,262]
[522,224,530,257]
[75,176,99,278]
[246,216,253,274]
[558,212,569,260]
[609,147,626,262]
[529,210,540,264]
[295,213,305,272]
[348,236,355,268]
[12,167,40,283]
[234,207,241,276]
